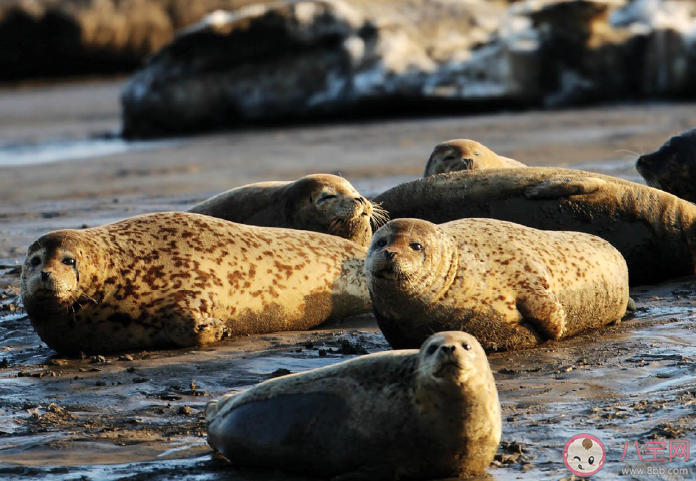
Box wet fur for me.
[365,218,629,352]
[206,332,500,479]
[374,166,696,285]
[20,212,371,354]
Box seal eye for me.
[426,344,438,356]
[317,194,337,204]
[589,456,594,465]
[410,243,423,251]
[62,257,76,266]
[474,151,481,156]
[462,343,471,351]
[376,239,387,248]
[30,256,41,267]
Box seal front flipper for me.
[516,289,566,340]
[164,311,227,346]
[524,177,607,199]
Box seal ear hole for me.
[410,243,423,251]
[462,342,472,351]
[30,256,41,267]
[426,344,438,356]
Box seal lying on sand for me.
[206,331,501,479]
[365,218,629,351]
[20,212,370,354]
[188,174,387,247]
[423,139,524,177]
[373,167,696,285]
[636,129,696,203]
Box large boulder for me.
[120,0,535,137]
[120,0,696,138]
[0,0,264,81]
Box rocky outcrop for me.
[0,0,264,81]
[121,0,531,137]
[120,0,696,138]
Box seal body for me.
[365,218,629,351]
[188,174,386,247]
[636,129,696,203]
[20,212,370,354]
[423,139,524,177]
[374,167,696,285]
[206,331,501,479]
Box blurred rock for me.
[0,0,265,81]
[120,0,696,137]
[121,0,527,137]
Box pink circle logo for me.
[563,434,606,477]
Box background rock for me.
[120,0,696,138]
[0,0,265,81]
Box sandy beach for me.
[1,79,696,480]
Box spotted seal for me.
[20,212,370,354]
[636,128,696,203]
[373,166,696,285]
[423,139,524,177]
[206,331,501,479]
[188,174,387,247]
[365,218,629,351]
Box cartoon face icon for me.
[563,434,606,477]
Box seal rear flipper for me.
[516,290,566,340]
[207,392,349,472]
[524,177,607,199]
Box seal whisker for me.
[616,149,640,159]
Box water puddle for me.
[0,137,181,168]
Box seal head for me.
[283,174,380,246]
[20,232,97,314]
[365,218,458,310]
[424,139,523,177]
[636,129,696,202]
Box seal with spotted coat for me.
[188,174,387,247]
[365,218,629,351]
[20,212,370,354]
[636,128,696,203]
[206,331,501,480]
[374,167,696,285]
[423,139,524,177]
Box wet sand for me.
[1,79,696,480]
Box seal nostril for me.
[41,271,51,282]
[385,251,396,260]
[440,344,455,354]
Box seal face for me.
[636,129,696,203]
[373,166,696,285]
[20,212,371,354]
[206,331,501,479]
[423,139,524,177]
[188,174,387,246]
[365,218,629,351]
